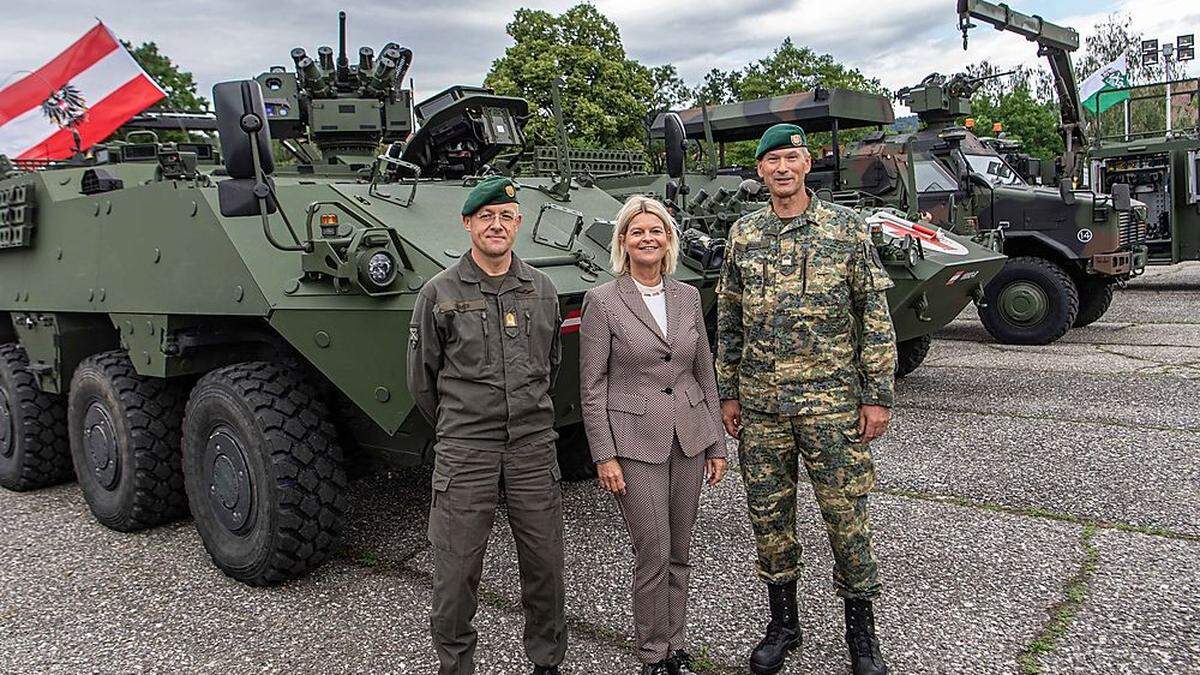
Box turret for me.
[253,12,417,167]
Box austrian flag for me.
[0,23,165,161]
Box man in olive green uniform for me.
[716,125,896,675]
[407,176,567,675]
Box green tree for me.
[969,85,1064,161]
[700,39,888,165]
[103,41,207,145]
[485,5,654,150]
[122,41,208,111]
[731,38,887,101]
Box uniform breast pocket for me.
[803,244,852,309]
[518,297,558,374]
[440,308,490,374]
[735,241,771,299]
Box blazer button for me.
[663,387,673,395]
[663,354,672,362]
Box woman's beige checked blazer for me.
[579,274,726,464]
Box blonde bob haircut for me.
[610,194,680,276]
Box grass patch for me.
[1017,526,1100,674]
[878,488,1200,542]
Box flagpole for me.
[1124,99,1130,140]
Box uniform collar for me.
[770,188,825,234]
[457,250,534,284]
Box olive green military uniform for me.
[716,194,896,600]
[408,249,567,674]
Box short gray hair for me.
[610,195,680,276]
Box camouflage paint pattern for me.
[716,195,897,415]
[739,407,879,598]
[649,88,895,143]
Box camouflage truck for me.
[599,88,1007,377]
[0,14,697,586]
[1085,77,1200,266]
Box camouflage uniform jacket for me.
[716,194,896,415]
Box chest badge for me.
[504,312,518,328]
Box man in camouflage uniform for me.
[716,124,896,675]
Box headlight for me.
[358,250,398,290]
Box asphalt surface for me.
[2,263,1198,674]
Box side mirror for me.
[1110,182,1131,211]
[665,179,679,204]
[214,80,274,179]
[1058,178,1076,206]
[663,112,686,179]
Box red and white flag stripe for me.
[561,309,582,335]
[0,22,165,161]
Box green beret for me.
[755,123,808,160]
[462,176,519,216]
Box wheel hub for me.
[998,281,1050,327]
[0,388,13,459]
[83,401,120,490]
[204,427,254,534]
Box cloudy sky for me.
[2,0,1198,113]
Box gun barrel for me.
[336,11,350,80]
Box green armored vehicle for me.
[0,14,678,585]
[597,88,1007,376]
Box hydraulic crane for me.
[957,0,1085,185]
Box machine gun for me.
[896,70,1015,128]
[957,0,1085,185]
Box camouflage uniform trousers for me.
[738,407,881,600]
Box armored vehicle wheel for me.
[979,256,1079,345]
[0,343,71,491]
[1072,279,1115,328]
[556,423,596,481]
[895,334,932,379]
[182,362,348,586]
[67,351,189,532]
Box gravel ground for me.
[1,262,1198,674]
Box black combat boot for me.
[844,598,888,675]
[749,580,802,674]
[666,650,697,675]
[639,661,671,675]
[530,665,560,675]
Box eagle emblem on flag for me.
[40,84,89,129]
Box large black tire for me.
[978,256,1079,345]
[556,422,597,481]
[67,351,189,531]
[1073,279,1115,328]
[182,362,348,586]
[895,334,932,379]
[0,343,71,491]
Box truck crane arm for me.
[957,0,1086,182]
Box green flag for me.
[1080,54,1131,115]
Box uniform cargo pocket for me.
[431,469,451,508]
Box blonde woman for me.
[579,195,727,675]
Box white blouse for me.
[633,278,667,335]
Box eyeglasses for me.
[474,211,519,226]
